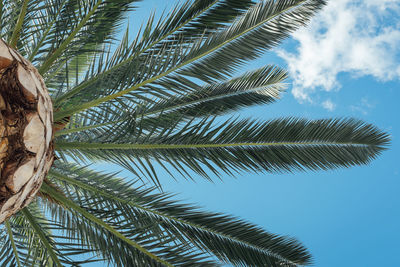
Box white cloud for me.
[277,0,400,102]
[322,99,336,111]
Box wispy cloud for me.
[350,97,375,115]
[322,99,336,111]
[277,0,400,102]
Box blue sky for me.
[95,1,400,266]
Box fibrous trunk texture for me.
[0,39,53,224]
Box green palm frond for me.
[40,179,218,266]
[52,0,254,106]
[1,0,31,46]
[20,208,64,266]
[0,222,19,266]
[55,117,389,185]
[8,0,29,48]
[53,0,326,121]
[181,0,327,82]
[1,0,141,95]
[0,200,122,266]
[144,0,254,49]
[47,162,312,266]
[138,65,287,118]
[55,65,287,137]
[0,204,76,266]
[38,0,140,74]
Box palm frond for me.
[55,117,390,185]
[8,0,29,47]
[0,203,75,266]
[38,0,140,75]
[52,0,254,106]
[53,0,326,121]
[40,180,218,266]
[20,208,63,266]
[2,1,65,56]
[0,223,18,266]
[181,0,327,82]
[0,0,140,96]
[145,0,255,50]
[141,65,287,118]
[3,221,22,267]
[0,0,27,43]
[55,65,287,137]
[49,162,312,266]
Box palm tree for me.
[0,0,389,266]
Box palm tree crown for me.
[0,0,389,266]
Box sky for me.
[94,1,400,266]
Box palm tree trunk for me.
[0,39,53,223]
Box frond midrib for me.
[5,220,22,267]
[55,141,373,150]
[9,0,29,48]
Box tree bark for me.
[0,39,53,223]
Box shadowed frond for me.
[39,179,218,267]
[0,203,88,266]
[48,162,312,266]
